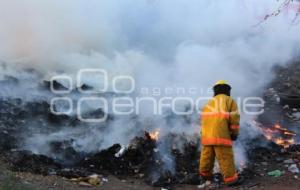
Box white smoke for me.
[1,0,300,167]
[0,0,299,92]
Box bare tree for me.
[255,0,300,26]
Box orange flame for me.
[253,121,296,148]
[275,138,284,145]
[265,134,272,140]
[149,130,160,141]
[284,131,296,136]
[274,124,281,129]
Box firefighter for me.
[199,80,241,186]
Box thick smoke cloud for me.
[0,0,299,92]
[0,1,299,91]
[0,0,300,166]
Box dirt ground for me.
[1,150,300,190]
[1,168,299,190]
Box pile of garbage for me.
[3,124,299,188]
[0,62,299,188]
[1,131,201,187]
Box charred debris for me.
[0,63,300,187]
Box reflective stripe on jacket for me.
[201,94,240,146]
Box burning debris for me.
[252,121,297,148]
[147,130,160,141]
[0,124,201,187]
[0,92,299,188]
[0,62,300,189]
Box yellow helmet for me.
[214,80,228,86]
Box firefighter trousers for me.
[199,145,238,184]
